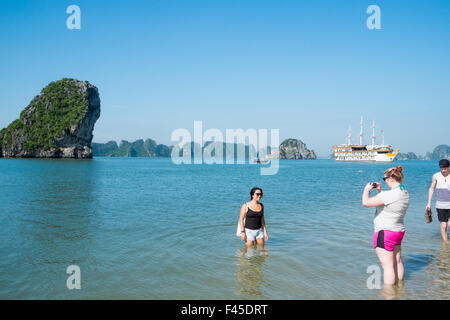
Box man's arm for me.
[426,174,437,210]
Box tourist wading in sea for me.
[239,187,269,247]
[426,159,450,241]
[362,166,410,286]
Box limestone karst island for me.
[0,78,100,158]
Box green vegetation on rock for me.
[279,138,316,159]
[93,139,173,157]
[431,144,450,160]
[397,152,418,160]
[0,78,100,158]
[22,79,87,152]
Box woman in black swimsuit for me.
[239,187,269,246]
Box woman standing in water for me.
[362,166,410,286]
[239,187,269,247]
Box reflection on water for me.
[425,241,450,298]
[403,253,434,280]
[377,241,449,300]
[435,241,449,276]
[0,159,99,298]
[234,245,269,298]
[378,281,407,300]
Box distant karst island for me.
[0,78,100,158]
[93,138,317,160]
[395,145,450,160]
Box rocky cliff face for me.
[279,139,316,159]
[0,79,100,158]
[396,152,418,160]
[93,139,173,157]
[395,146,449,161]
[431,144,450,160]
[92,141,119,156]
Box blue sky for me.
[0,0,449,156]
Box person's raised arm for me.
[362,183,385,207]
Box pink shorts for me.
[373,230,405,251]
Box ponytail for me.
[385,165,404,183]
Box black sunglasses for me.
[255,193,263,197]
[383,176,389,181]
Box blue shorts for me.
[245,227,264,241]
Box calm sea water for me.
[0,158,448,300]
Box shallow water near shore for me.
[0,158,448,299]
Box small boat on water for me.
[252,158,269,163]
[252,151,269,163]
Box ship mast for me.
[371,120,376,146]
[381,129,384,146]
[359,116,363,145]
[347,125,352,146]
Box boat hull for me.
[333,147,400,162]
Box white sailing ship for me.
[333,117,399,162]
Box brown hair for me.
[384,165,404,183]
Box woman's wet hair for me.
[384,165,404,183]
[250,187,263,199]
